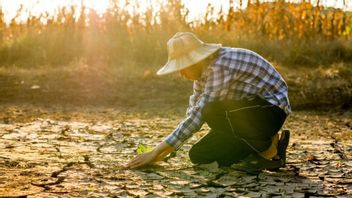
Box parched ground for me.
[0,105,351,198]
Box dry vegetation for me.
[1,0,352,67]
[0,0,351,109]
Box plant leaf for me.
[136,143,153,154]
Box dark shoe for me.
[278,130,290,167]
[231,154,282,173]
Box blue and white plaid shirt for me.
[165,47,291,149]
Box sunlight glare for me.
[0,0,110,24]
[0,0,351,24]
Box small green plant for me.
[136,143,153,154]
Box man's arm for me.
[165,66,223,150]
[186,80,203,115]
[126,66,222,168]
[126,81,203,169]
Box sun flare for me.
[0,0,350,24]
[0,0,110,23]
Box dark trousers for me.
[189,97,287,166]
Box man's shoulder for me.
[214,47,256,65]
[219,47,270,64]
[220,46,251,52]
[218,47,259,59]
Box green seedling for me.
[136,143,153,154]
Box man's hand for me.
[125,141,175,169]
[126,150,158,169]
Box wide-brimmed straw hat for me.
[156,32,221,75]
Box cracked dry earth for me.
[0,108,351,198]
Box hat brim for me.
[156,43,222,76]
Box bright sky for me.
[0,0,350,24]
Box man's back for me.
[204,47,291,114]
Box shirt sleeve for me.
[186,80,203,116]
[164,66,223,150]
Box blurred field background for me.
[0,0,351,113]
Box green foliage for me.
[136,143,153,154]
